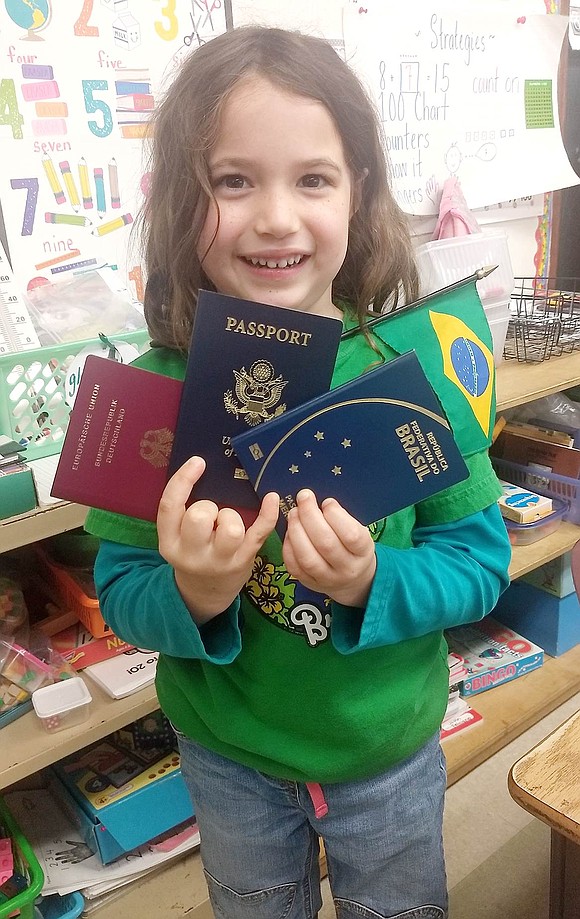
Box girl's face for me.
[197,76,353,319]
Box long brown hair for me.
[141,26,419,352]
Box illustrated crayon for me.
[91,213,133,236]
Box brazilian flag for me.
[357,278,496,458]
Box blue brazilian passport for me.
[168,290,343,525]
[231,350,469,531]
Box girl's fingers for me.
[320,497,370,556]
[291,490,343,560]
[244,492,280,551]
[157,456,206,539]
[212,507,248,557]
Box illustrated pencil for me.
[59,160,80,212]
[45,212,91,227]
[42,155,65,205]
[108,157,120,208]
[94,167,106,217]
[91,213,133,236]
[78,157,93,209]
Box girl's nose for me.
[254,189,301,238]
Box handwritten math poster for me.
[0,1,230,295]
[343,1,579,215]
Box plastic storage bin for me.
[34,546,107,639]
[414,230,515,305]
[0,330,149,461]
[491,457,580,525]
[504,497,567,545]
[32,677,92,733]
[0,796,44,919]
[37,892,84,919]
[484,297,511,365]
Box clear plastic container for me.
[414,230,514,304]
[504,497,567,545]
[31,677,92,733]
[0,641,52,693]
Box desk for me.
[508,709,580,919]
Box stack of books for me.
[441,652,483,741]
[0,438,37,520]
[445,617,544,698]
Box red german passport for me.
[51,355,182,521]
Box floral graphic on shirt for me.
[243,520,387,647]
[245,557,296,628]
[244,555,331,646]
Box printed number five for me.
[154,0,178,40]
[82,80,113,138]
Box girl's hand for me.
[157,456,279,624]
[282,489,376,607]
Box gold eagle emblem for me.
[224,360,288,426]
[140,427,174,467]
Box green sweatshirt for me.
[86,327,510,782]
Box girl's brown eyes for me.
[222,175,246,189]
[300,174,326,188]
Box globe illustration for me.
[5,0,51,40]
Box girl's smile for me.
[197,76,354,319]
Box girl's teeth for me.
[249,256,302,268]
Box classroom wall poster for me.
[343,1,579,216]
[0,0,575,295]
[0,0,231,296]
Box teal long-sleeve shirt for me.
[94,503,510,663]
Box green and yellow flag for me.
[358,278,496,457]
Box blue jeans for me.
[176,730,448,918]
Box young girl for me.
[86,26,511,919]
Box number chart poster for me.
[344,1,580,215]
[0,1,231,297]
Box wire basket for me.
[0,330,150,461]
[504,277,580,362]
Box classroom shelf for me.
[0,350,579,915]
[495,350,580,412]
[0,500,87,553]
[0,680,158,790]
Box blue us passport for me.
[168,290,342,524]
[231,350,469,529]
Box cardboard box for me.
[51,739,194,863]
[0,462,37,520]
[490,429,580,479]
[494,579,580,657]
[520,552,576,599]
[497,480,553,523]
[446,616,544,696]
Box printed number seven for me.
[82,80,113,138]
[10,178,38,236]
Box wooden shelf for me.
[445,643,580,786]
[496,351,580,412]
[0,681,158,790]
[0,501,87,553]
[509,520,580,580]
